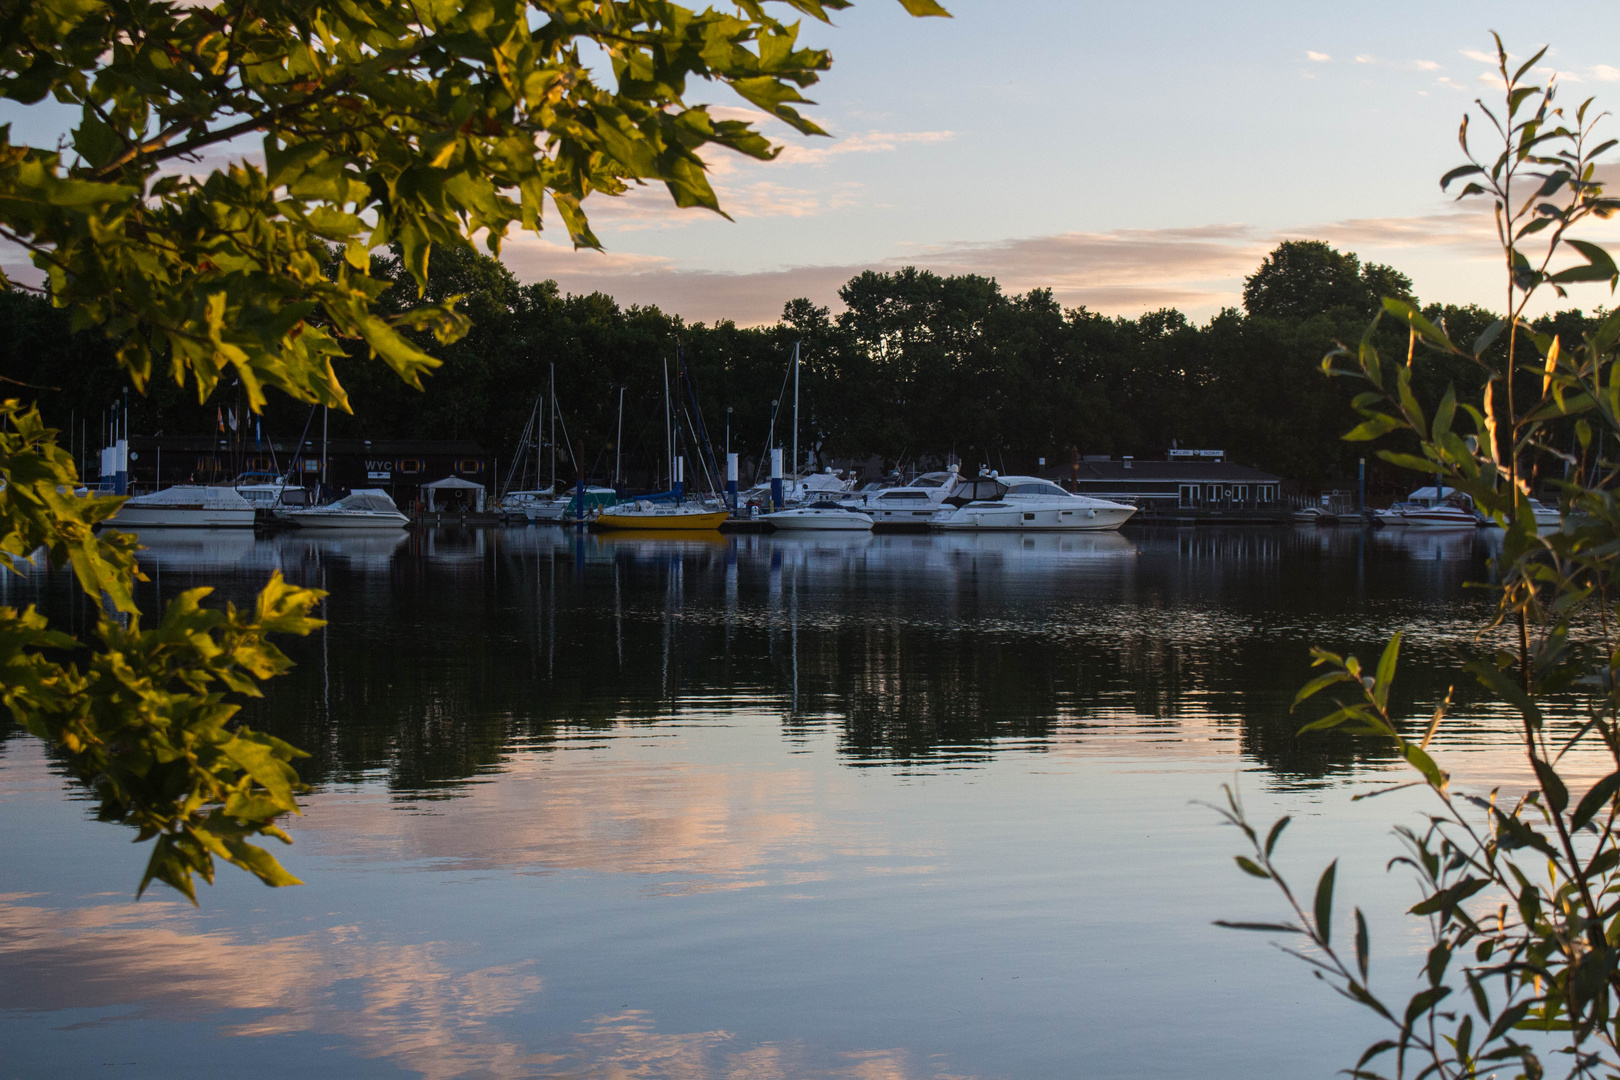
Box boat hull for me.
[1397,510,1477,528]
[761,509,873,531]
[107,506,256,528]
[594,510,729,531]
[286,512,409,530]
[934,502,1136,532]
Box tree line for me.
[0,239,1596,495]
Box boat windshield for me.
[1006,482,1070,498]
[332,491,401,514]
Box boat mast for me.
[615,386,624,486]
[662,357,672,489]
[792,340,800,498]
[549,363,556,492]
[320,405,328,500]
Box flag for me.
[216,407,224,432]
[227,408,238,432]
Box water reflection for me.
[0,524,1518,792]
[0,523,1588,1080]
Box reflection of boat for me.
[287,489,410,530]
[108,485,256,528]
[761,503,873,531]
[593,502,727,531]
[127,527,268,571]
[271,529,409,571]
[933,476,1135,532]
[591,528,729,547]
[1292,506,1337,525]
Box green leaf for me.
[1265,816,1291,858]
[893,0,952,14]
[1372,633,1402,708]
[1314,860,1337,945]
[1235,856,1271,879]
[1355,908,1369,980]
[1381,298,1456,351]
[1401,742,1448,790]
[1570,772,1620,831]
[1532,758,1569,815]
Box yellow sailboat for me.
[592,502,729,531]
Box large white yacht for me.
[932,475,1136,532]
[109,485,256,528]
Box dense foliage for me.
[5,241,1600,493]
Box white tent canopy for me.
[421,476,487,513]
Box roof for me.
[420,476,486,490]
[1055,460,1283,483]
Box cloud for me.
[1412,60,1441,71]
[1461,48,1498,64]
[499,193,1620,327]
[1593,64,1620,81]
[1305,51,1330,62]
[1354,54,1375,65]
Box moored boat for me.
[761,502,874,531]
[286,489,410,530]
[107,485,256,528]
[593,502,728,531]
[932,475,1136,532]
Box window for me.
[1022,512,1036,521]
[1206,485,1219,502]
[1008,482,1069,497]
[456,458,484,474]
[911,477,944,489]
[398,458,424,475]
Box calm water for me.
[0,525,1589,1078]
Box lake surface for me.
[0,524,1589,1079]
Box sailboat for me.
[594,349,727,531]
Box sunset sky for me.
[501,0,1620,324]
[6,0,1620,324]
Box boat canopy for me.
[332,489,403,514]
[127,485,252,510]
[420,476,487,513]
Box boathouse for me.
[1051,450,1285,517]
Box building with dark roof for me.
[1047,451,1285,516]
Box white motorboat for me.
[1396,495,1479,528]
[933,475,1136,532]
[107,485,256,528]
[859,469,962,525]
[1373,501,1427,527]
[1474,497,1562,529]
[286,489,410,530]
[500,489,564,522]
[761,502,874,531]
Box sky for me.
[496,0,1620,325]
[7,1,1620,325]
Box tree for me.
[1220,39,1620,1079]
[1242,240,1413,321]
[0,0,948,901]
